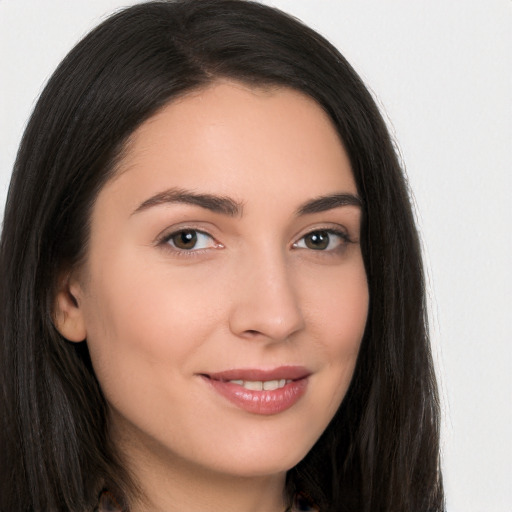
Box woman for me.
[0,1,444,511]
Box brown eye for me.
[171,230,198,249]
[162,229,221,254]
[293,229,348,252]
[304,231,330,250]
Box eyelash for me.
[158,227,353,257]
[159,228,222,257]
[292,228,352,253]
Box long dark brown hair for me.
[0,1,444,511]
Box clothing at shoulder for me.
[291,492,320,511]
[95,490,123,512]
[96,490,320,512]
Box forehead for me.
[103,80,356,211]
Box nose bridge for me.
[228,243,305,341]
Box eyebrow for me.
[296,193,362,216]
[132,187,243,216]
[132,188,361,218]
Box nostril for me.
[240,329,264,339]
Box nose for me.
[228,249,305,342]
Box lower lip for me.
[204,377,308,415]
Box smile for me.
[228,379,291,391]
[201,366,310,415]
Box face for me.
[62,81,368,480]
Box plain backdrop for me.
[1,1,510,511]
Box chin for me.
[193,427,319,479]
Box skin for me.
[55,81,369,512]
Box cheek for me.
[81,253,225,390]
[305,256,368,351]
[303,259,368,405]
[329,267,368,369]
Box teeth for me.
[263,379,280,390]
[244,380,263,391]
[228,379,290,391]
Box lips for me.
[202,366,310,415]
[206,366,310,382]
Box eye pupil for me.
[305,231,329,250]
[172,230,197,249]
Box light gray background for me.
[1,1,510,510]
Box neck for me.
[132,467,287,512]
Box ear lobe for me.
[53,276,87,342]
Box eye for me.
[164,229,217,251]
[293,229,348,251]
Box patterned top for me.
[96,489,319,511]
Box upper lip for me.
[203,365,310,382]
